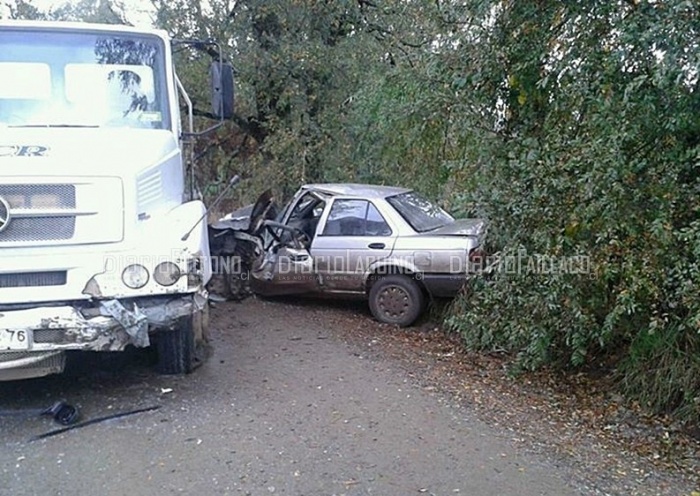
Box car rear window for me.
[386,191,453,233]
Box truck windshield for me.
[0,28,170,129]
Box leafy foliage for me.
[437,0,700,424]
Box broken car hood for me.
[210,189,277,235]
[210,204,255,232]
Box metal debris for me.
[30,405,161,442]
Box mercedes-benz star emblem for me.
[0,196,11,233]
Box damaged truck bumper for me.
[0,292,206,381]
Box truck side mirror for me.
[210,61,234,119]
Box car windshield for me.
[387,191,454,233]
[0,28,169,129]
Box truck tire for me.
[368,275,425,327]
[157,314,195,375]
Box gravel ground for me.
[0,296,698,496]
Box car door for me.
[249,190,325,296]
[310,198,397,292]
[250,244,317,296]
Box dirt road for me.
[0,297,696,495]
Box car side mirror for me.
[210,61,234,119]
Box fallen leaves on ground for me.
[295,298,700,495]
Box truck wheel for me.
[157,315,195,375]
[369,275,425,327]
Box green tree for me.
[152,0,379,199]
[438,0,700,423]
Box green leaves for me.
[438,0,700,424]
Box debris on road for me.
[30,405,161,442]
[0,400,79,426]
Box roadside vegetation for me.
[5,0,699,429]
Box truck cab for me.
[0,20,230,380]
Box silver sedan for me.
[211,183,487,327]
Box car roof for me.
[302,183,411,199]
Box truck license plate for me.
[0,329,30,350]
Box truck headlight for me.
[122,264,149,289]
[154,261,181,286]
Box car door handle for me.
[368,243,385,249]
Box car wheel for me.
[157,314,195,375]
[369,275,425,327]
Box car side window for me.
[285,192,326,241]
[288,193,316,222]
[366,203,393,236]
[322,200,392,237]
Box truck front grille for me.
[0,217,75,241]
[0,271,67,288]
[0,177,123,247]
[0,184,77,242]
[32,329,65,344]
[0,184,76,208]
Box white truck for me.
[0,20,234,380]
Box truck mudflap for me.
[0,291,207,381]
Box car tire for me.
[369,275,425,327]
[157,314,195,375]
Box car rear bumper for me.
[420,274,467,297]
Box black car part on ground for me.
[42,401,80,425]
[0,400,79,425]
[29,405,161,442]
